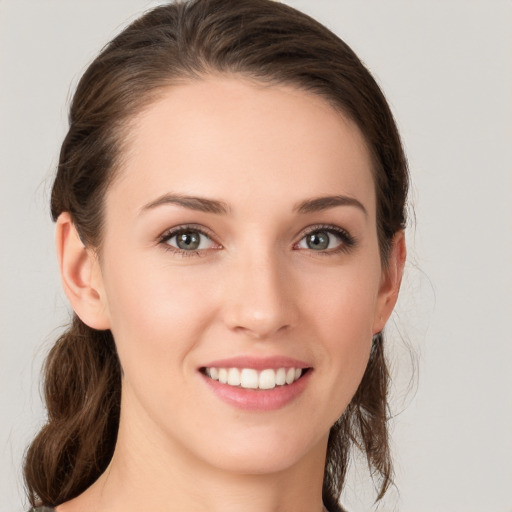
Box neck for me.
[59,396,329,512]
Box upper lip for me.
[200,356,311,371]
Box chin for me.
[210,452,305,476]
[194,427,327,476]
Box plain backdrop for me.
[1,1,511,511]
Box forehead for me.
[110,76,376,217]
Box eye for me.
[160,226,219,254]
[295,226,355,253]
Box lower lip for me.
[200,370,311,411]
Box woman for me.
[25,1,408,511]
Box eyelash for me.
[158,224,220,258]
[158,223,356,257]
[295,224,356,255]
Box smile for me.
[199,357,312,410]
[202,367,305,390]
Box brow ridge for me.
[294,195,367,216]
[140,193,230,215]
[141,193,366,217]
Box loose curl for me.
[25,1,408,510]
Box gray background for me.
[1,1,511,511]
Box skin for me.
[56,76,405,512]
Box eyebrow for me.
[140,193,230,215]
[294,195,368,216]
[140,193,366,217]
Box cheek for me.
[318,287,375,379]
[305,258,381,341]
[101,252,219,373]
[302,261,381,410]
[101,257,223,429]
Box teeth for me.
[285,367,295,385]
[204,366,305,389]
[240,369,259,389]
[227,368,241,386]
[218,368,228,384]
[276,367,286,386]
[259,369,276,390]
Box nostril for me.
[230,322,292,340]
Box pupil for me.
[307,231,329,250]
[177,232,200,250]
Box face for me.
[87,76,400,475]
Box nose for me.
[221,250,299,339]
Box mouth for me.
[200,366,310,390]
[198,356,313,410]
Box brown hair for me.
[25,1,408,510]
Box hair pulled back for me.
[25,1,408,510]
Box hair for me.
[25,1,408,510]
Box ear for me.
[56,212,111,330]
[372,230,406,334]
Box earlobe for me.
[56,213,111,330]
[372,230,406,334]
